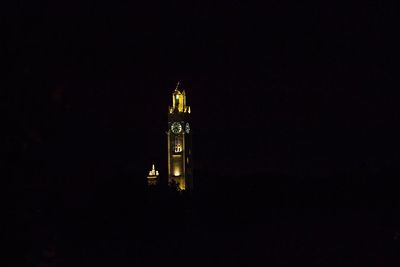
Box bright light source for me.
[174,168,181,176]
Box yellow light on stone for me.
[174,168,181,176]
[167,82,193,191]
[179,183,185,191]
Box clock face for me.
[171,122,182,134]
[185,122,190,134]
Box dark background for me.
[3,1,400,266]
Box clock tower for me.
[167,82,193,191]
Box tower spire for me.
[175,81,181,91]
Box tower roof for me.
[170,81,189,113]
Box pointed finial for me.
[175,81,180,91]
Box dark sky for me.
[4,1,398,180]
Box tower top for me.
[170,82,190,113]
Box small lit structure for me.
[147,164,159,186]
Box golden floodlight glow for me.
[168,82,193,191]
[174,168,181,176]
[170,83,191,114]
[179,182,185,191]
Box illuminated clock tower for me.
[167,82,193,191]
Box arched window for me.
[175,144,182,153]
[174,136,182,153]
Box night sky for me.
[5,3,397,180]
[4,2,400,266]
